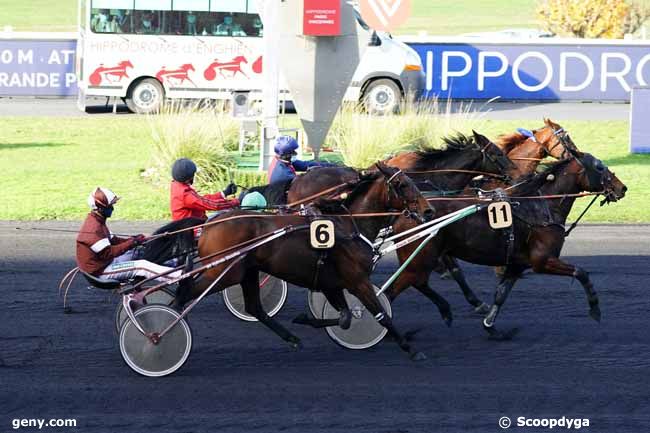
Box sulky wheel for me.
[323,285,392,350]
[114,287,176,334]
[308,291,327,319]
[119,305,192,377]
[223,272,288,322]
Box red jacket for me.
[170,180,239,221]
[76,212,135,275]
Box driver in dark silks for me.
[76,187,182,283]
[266,136,335,184]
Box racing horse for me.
[174,163,434,360]
[288,131,516,323]
[389,149,627,339]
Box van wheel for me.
[362,79,402,115]
[126,78,164,114]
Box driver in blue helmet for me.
[267,136,334,184]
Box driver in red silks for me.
[170,158,239,221]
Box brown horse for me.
[389,150,627,339]
[177,164,434,360]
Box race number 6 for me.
[310,220,335,249]
[487,202,513,229]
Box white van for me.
[76,0,424,115]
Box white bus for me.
[76,0,424,115]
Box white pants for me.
[101,251,182,282]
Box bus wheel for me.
[362,79,402,116]
[126,78,164,114]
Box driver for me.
[76,188,181,282]
[267,136,334,184]
[170,158,239,221]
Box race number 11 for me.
[487,202,513,229]
[310,220,335,249]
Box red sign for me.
[303,0,341,36]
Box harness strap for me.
[564,194,599,237]
[285,182,352,208]
[405,168,507,179]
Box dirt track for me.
[1,222,649,433]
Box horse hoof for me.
[410,351,427,362]
[292,313,310,325]
[63,306,73,315]
[589,306,601,323]
[473,302,490,314]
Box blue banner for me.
[0,39,77,96]
[407,41,650,101]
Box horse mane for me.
[416,133,477,158]
[510,158,573,197]
[496,132,528,154]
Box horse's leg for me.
[482,266,523,340]
[241,269,302,349]
[293,289,352,329]
[350,280,427,361]
[440,254,490,313]
[386,265,453,326]
[535,257,601,322]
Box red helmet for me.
[87,187,120,210]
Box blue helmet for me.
[171,158,197,183]
[274,136,299,156]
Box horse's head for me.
[569,152,627,203]
[183,64,195,71]
[373,162,434,223]
[235,56,248,63]
[532,118,579,160]
[472,131,516,177]
[121,60,134,69]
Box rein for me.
[285,181,352,208]
[425,191,604,202]
[405,168,508,179]
[564,194,600,237]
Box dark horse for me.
[287,131,515,323]
[389,149,627,339]
[138,217,204,266]
[176,163,434,360]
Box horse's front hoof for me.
[473,302,490,314]
[410,351,427,362]
[589,306,601,322]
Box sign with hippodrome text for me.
[303,0,341,36]
[359,0,411,32]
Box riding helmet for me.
[172,158,197,183]
[274,136,299,156]
[87,187,120,210]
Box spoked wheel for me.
[114,287,176,334]
[323,285,392,350]
[223,272,288,321]
[119,305,192,377]
[308,291,327,319]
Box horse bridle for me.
[479,140,513,181]
[381,167,428,223]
